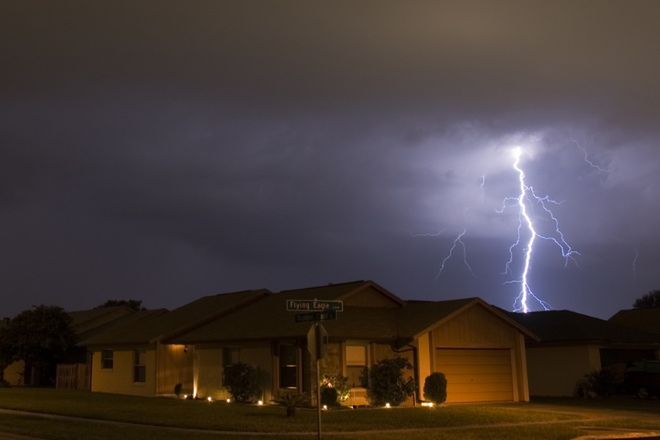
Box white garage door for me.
[435,348,513,403]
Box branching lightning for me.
[436,228,476,278]
[572,139,609,173]
[500,147,580,312]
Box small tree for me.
[3,306,77,386]
[367,357,415,406]
[633,290,660,309]
[223,362,260,403]
[423,372,447,404]
[0,322,14,384]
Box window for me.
[346,345,368,388]
[101,350,113,369]
[133,350,146,383]
[279,345,298,389]
[222,347,239,386]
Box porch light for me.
[384,403,391,408]
[257,400,264,406]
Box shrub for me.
[223,362,261,403]
[320,374,350,405]
[423,372,447,404]
[277,391,308,417]
[367,357,415,406]
[575,369,618,398]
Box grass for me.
[0,389,657,440]
[0,389,578,432]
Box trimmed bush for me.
[574,369,617,398]
[320,374,350,405]
[223,362,261,403]
[423,372,447,404]
[367,357,415,406]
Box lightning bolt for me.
[632,248,639,281]
[572,139,609,173]
[436,228,476,278]
[500,147,580,312]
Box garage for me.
[435,348,513,403]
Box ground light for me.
[257,400,264,406]
[384,403,391,408]
[207,396,213,402]
[182,394,188,399]
[322,405,328,411]
[226,398,231,403]
[421,402,435,408]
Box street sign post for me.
[286,299,343,440]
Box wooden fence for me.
[56,363,89,390]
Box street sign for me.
[294,310,337,323]
[286,299,344,312]
[306,323,328,360]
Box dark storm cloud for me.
[1,0,659,317]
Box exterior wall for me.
[3,360,25,386]
[90,348,156,396]
[194,342,273,402]
[421,303,528,402]
[526,344,601,397]
[157,344,193,395]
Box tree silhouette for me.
[633,290,660,309]
[96,299,144,311]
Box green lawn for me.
[0,389,658,440]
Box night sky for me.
[2,1,659,318]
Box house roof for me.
[80,289,269,346]
[609,308,660,336]
[506,310,660,346]
[68,306,136,340]
[169,285,524,344]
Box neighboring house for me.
[609,308,660,336]
[1,306,136,387]
[83,280,535,405]
[81,289,269,397]
[508,310,660,397]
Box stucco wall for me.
[157,344,193,395]
[194,343,273,402]
[527,345,601,396]
[90,348,156,396]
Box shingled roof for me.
[507,310,660,346]
[81,289,269,346]
[68,306,136,340]
[609,308,660,336]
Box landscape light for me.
[384,403,391,408]
[257,400,264,406]
[322,405,328,411]
[226,398,231,403]
[207,396,213,402]
[183,394,188,399]
[421,402,434,408]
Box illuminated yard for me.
[0,389,658,439]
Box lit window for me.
[101,350,113,369]
[133,350,146,383]
[346,345,368,388]
[279,345,298,389]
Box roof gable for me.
[609,308,660,336]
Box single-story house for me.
[81,289,269,397]
[507,310,660,397]
[84,280,536,405]
[1,305,136,387]
[609,308,660,336]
